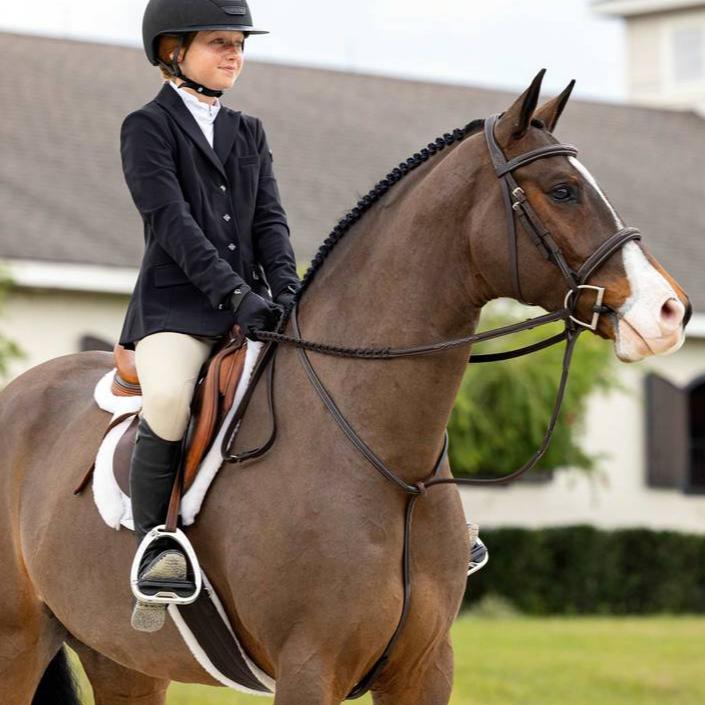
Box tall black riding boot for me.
[130,415,183,543]
[129,414,187,632]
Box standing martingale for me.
[0,69,691,705]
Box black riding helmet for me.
[142,0,268,97]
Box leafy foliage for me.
[464,526,705,615]
[0,264,26,384]
[448,305,620,477]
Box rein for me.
[218,112,643,699]
[223,113,641,487]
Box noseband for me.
[233,113,644,483]
[219,114,645,699]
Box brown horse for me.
[1,71,690,705]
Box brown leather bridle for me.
[483,114,641,325]
[219,113,645,699]
[224,113,643,485]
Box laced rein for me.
[221,113,641,495]
[249,302,583,493]
[215,115,643,701]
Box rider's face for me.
[178,30,245,97]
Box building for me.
[1,31,703,532]
[594,0,705,113]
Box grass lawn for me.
[71,614,705,705]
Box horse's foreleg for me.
[371,634,454,705]
[69,638,170,705]
[272,648,343,705]
[0,587,69,705]
[272,681,339,705]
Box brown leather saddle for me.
[75,325,248,500]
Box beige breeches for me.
[134,331,221,441]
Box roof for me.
[592,0,705,17]
[1,31,704,311]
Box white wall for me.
[3,285,704,534]
[461,338,705,534]
[0,288,127,381]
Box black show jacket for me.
[118,81,299,350]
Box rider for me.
[118,0,300,632]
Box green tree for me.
[0,264,26,384]
[448,306,621,478]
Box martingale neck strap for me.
[214,110,647,701]
[287,302,582,489]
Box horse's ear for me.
[533,80,576,133]
[494,68,546,145]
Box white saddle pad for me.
[91,339,264,531]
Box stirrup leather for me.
[130,525,203,605]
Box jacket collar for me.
[154,82,240,180]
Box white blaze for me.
[567,157,685,361]
[568,157,624,229]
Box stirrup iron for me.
[467,537,489,576]
[130,525,202,605]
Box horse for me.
[0,70,690,705]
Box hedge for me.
[462,525,705,614]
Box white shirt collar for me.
[167,80,221,123]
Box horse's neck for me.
[295,152,482,481]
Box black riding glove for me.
[274,282,301,313]
[230,289,282,340]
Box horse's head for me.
[465,70,691,362]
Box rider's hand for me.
[274,282,300,312]
[230,290,283,340]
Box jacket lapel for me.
[214,108,240,168]
[154,82,232,180]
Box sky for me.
[0,0,626,102]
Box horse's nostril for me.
[660,298,684,329]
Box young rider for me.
[118,0,300,632]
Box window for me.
[672,26,704,83]
[645,373,705,493]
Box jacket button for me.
[223,214,231,222]
[227,243,237,250]
[219,184,227,192]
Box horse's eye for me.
[551,185,574,202]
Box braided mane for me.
[293,117,487,305]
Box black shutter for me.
[644,373,688,488]
[688,380,705,491]
[79,334,113,352]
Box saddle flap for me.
[181,325,247,492]
[105,326,247,505]
[115,415,139,495]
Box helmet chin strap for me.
[161,34,224,98]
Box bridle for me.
[223,113,643,483]
[218,113,644,699]
[483,114,641,329]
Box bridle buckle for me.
[564,285,605,331]
[511,186,526,212]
